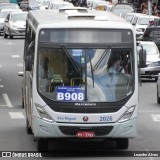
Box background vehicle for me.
[47,1,73,10]
[125,13,160,40]
[20,9,145,151]
[3,11,27,39]
[0,9,22,35]
[140,59,160,81]
[89,0,110,10]
[27,0,45,10]
[0,3,20,10]
[137,41,160,66]
[142,26,160,51]
[39,0,60,10]
[111,3,135,18]
[0,11,6,34]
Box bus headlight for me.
[35,103,54,123]
[118,106,136,123]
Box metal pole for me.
[148,0,152,15]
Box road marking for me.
[139,110,160,113]
[17,63,23,67]
[0,85,4,88]
[0,64,2,68]
[11,55,20,58]
[4,42,15,45]
[0,105,7,107]
[151,114,160,122]
[9,112,25,119]
[2,94,13,108]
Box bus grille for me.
[58,126,113,136]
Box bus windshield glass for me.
[38,46,134,102]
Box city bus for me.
[20,9,144,151]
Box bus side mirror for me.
[139,49,146,68]
[25,41,35,71]
[25,55,33,71]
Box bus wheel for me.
[157,88,160,104]
[3,31,7,38]
[22,97,24,108]
[37,139,48,152]
[9,31,13,39]
[26,118,32,134]
[116,138,129,149]
[155,77,158,82]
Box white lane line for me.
[17,63,23,67]
[2,94,13,108]
[9,112,25,119]
[151,114,160,122]
[4,42,15,45]
[11,55,20,58]
[0,85,4,88]
[139,110,160,113]
[0,64,2,68]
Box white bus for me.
[20,9,144,151]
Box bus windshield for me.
[38,46,133,102]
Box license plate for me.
[76,131,95,138]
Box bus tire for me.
[26,118,32,134]
[157,88,160,104]
[37,138,48,152]
[155,77,158,82]
[116,138,129,149]
[9,31,13,39]
[22,89,24,108]
[22,98,24,108]
[3,31,7,38]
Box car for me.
[27,0,48,10]
[87,0,105,8]
[0,3,20,11]
[142,25,160,51]
[37,0,62,10]
[140,59,160,81]
[111,3,136,18]
[0,11,11,35]
[3,11,28,39]
[47,1,73,10]
[89,0,110,10]
[0,9,22,35]
[137,41,160,66]
[125,13,160,40]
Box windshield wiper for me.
[88,54,94,88]
[93,45,111,71]
[61,44,80,71]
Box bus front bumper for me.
[32,116,137,139]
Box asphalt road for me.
[0,36,160,160]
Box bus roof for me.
[27,9,134,32]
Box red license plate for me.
[76,131,95,138]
